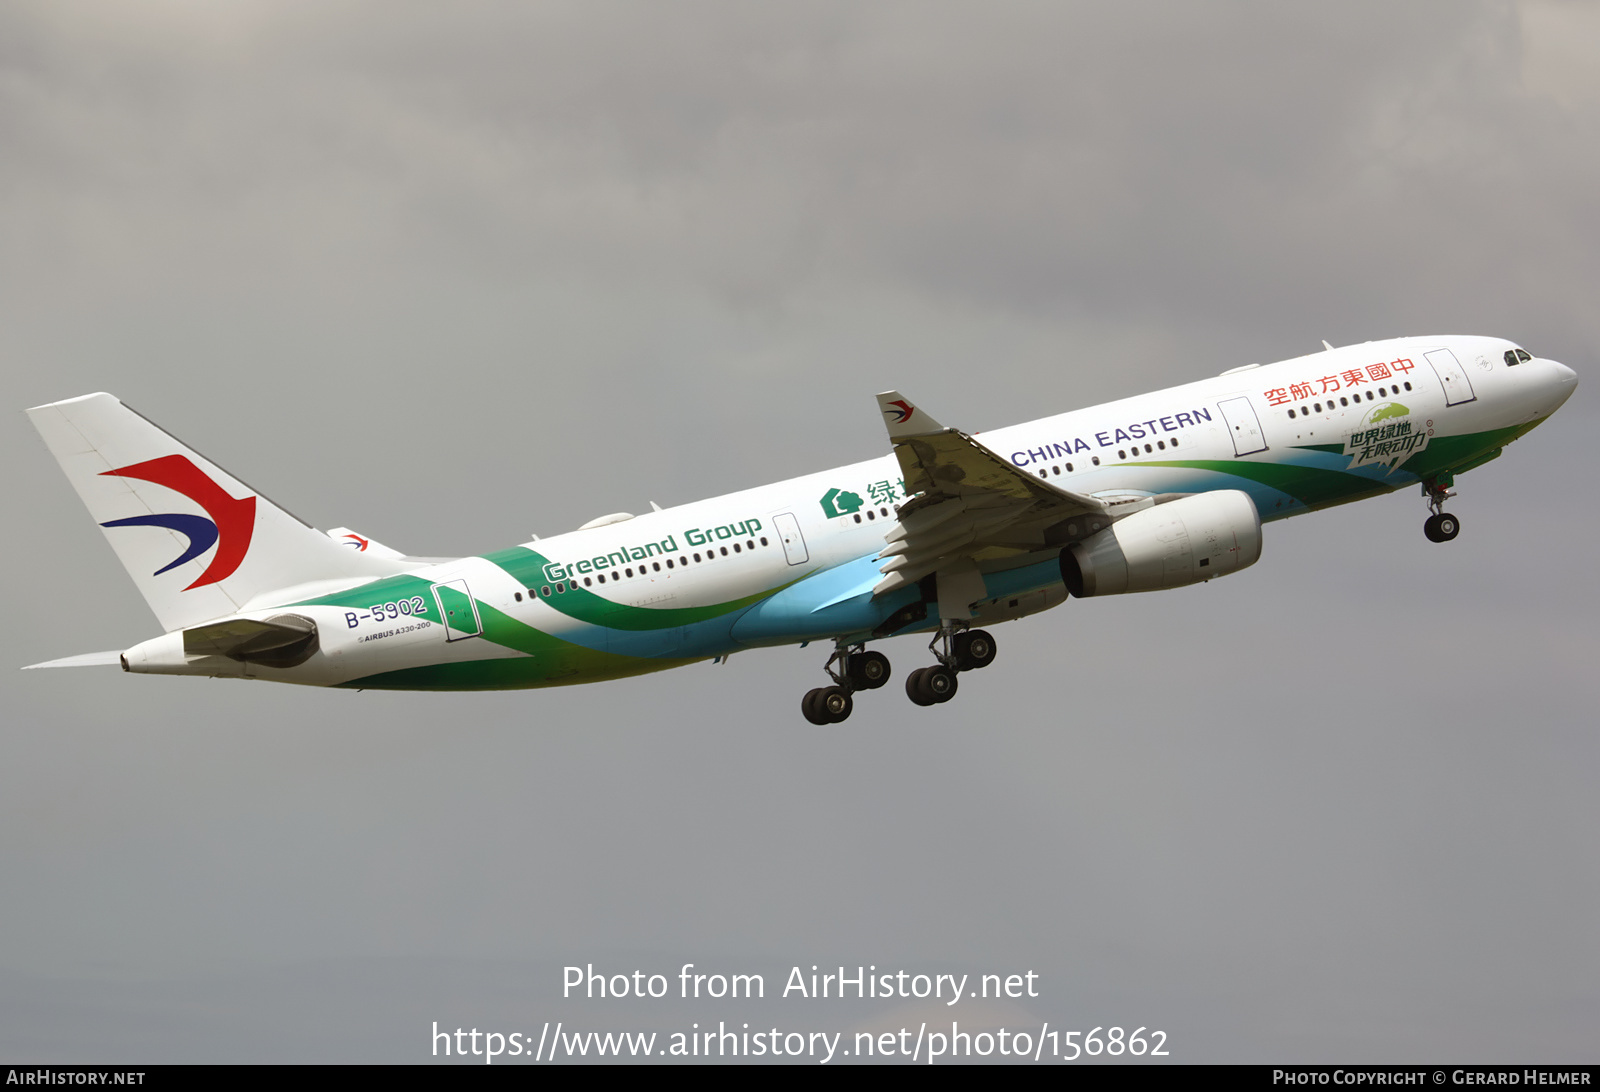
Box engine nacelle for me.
[1060,490,1262,597]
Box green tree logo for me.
[819,488,864,519]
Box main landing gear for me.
[1422,476,1461,543]
[905,625,997,708]
[798,627,1000,722]
[800,643,892,725]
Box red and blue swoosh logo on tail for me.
[99,455,256,589]
[885,399,915,424]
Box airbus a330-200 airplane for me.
[25,335,1577,723]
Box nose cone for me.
[1544,358,1578,411]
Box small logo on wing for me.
[341,533,370,552]
[99,455,256,589]
[884,399,916,424]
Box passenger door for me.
[1425,348,1477,406]
[1217,396,1269,456]
[431,580,483,641]
[773,512,809,565]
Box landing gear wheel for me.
[924,664,959,703]
[952,629,997,672]
[847,650,892,690]
[905,667,937,707]
[1424,512,1461,543]
[818,685,853,723]
[801,688,831,725]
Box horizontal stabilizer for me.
[23,651,124,670]
[183,615,317,661]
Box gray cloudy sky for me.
[3,0,1597,1063]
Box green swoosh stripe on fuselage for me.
[299,552,804,689]
[1132,419,1543,509]
[1132,458,1395,509]
[481,546,803,631]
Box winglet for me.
[876,391,946,440]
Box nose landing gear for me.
[800,642,892,724]
[1422,476,1461,543]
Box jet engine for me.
[1060,490,1262,597]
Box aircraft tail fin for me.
[28,393,417,632]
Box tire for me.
[953,629,997,671]
[849,650,892,690]
[906,667,937,707]
[1436,512,1460,541]
[801,688,831,725]
[924,665,959,703]
[820,686,854,723]
[1424,514,1444,542]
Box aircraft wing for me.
[873,391,1109,596]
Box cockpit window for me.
[1505,348,1532,366]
